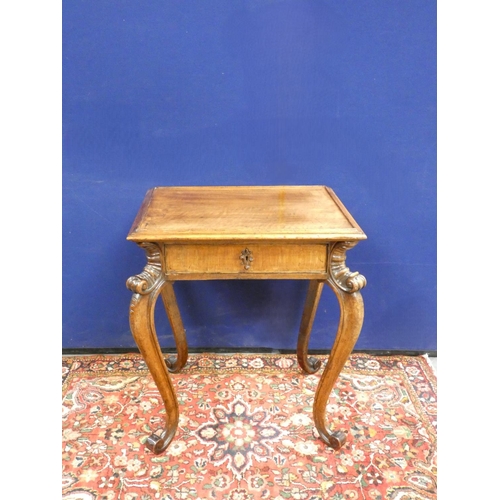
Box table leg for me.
[160,282,188,373]
[127,243,179,454]
[297,280,325,374]
[313,242,366,449]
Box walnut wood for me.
[297,280,325,374]
[126,243,179,454]
[312,242,366,450]
[127,186,366,243]
[164,243,327,276]
[160,282,188,373]
[329,241,367,292]
[127,186,367,454]
[313,285,364,449]
[168,271,328,281]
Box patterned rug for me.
[62,353,437,500]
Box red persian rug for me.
[62,353,437,500]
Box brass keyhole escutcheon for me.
[239,248,254,270]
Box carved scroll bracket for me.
[328,241,367,293]
[126,242,164,295]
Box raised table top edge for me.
[127,185,367,243]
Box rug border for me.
[63,352,437,397]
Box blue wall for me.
[63,1,436,351]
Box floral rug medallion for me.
[195,396,284,479]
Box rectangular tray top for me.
[127,186,366,243]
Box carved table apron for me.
[126,186,367,454]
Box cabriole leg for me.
[127,243,179,454]
[313,241,366,450]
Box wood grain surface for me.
[164,243,327,276]
[127,186,366,242]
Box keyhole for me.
[240,248,254,270]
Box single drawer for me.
[164,243,327,276]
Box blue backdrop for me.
[63,0,436,352]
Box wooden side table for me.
[126,186,367,454]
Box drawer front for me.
[164,244,327,276]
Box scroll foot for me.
[317,429,347,450]
[146,428,177,455]
[165,355,182,373]
[303,356,322,374]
